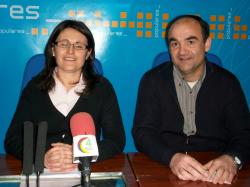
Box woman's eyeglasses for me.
[54,40,88,50]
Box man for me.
[132,15,250,185]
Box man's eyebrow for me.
[186,36,198,40]
[168,37,177,43]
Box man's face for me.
[168,18,211,81]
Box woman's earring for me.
[52,48,55,56]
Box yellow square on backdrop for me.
[137,30,143,37]
[218,16,225,22]
[129,21,135,28]
[162,13,169,20]
[241,33,247,40]
[234,16,240,22]
[68,10,75,17]
[210,15,216,22]
[103,21,110,27]
[145,31,152,38]
[146,13,152,20]
[95,11,101,18]
[42,28,48,35]
[137,12,143,19]
[137,22,143,28]
[146,22,152,29]
[162,22,167,29]
[233,33,239,39]
[77,11,84,17]
[31,28,38,35]
[95,20,101,27]
[218,24,224,30]
[218,33,224,39]
[242,25,248,31]
[234,24,240,31]
[162,31,166,38]
[120,12,127,19]
[210,32,215,39]
[210,24,216,30]
[112,21,118,28]
[120,21,127,28]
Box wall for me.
[0,0,250,153]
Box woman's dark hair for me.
[165,14,210,47]
[36,19,99,94]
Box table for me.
[91,154,138,187]
[0,154,138,187]
[2,152,250,187]
[128,152,250,187]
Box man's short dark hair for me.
[165,15,210,47]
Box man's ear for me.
[205,37,212,52]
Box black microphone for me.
[23,121,34,187]
[34,121,48,187]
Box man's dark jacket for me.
[133,62,250,167]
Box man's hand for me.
[204,154,237,184]
[170,153,209,181]
[44,143,78,172]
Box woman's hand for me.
[44,143,77,172]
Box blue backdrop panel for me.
[0,0,250,154]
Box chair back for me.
[21,54,103,89]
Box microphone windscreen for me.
[23,121,34,175]
[34,121,48,173]
[70,112,95,137]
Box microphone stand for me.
[23,121,34,187]
[73,157,95,187]
[36,171,41,187]
[25,174,30,187]
[80,157,91,187]
[34,122,48,187]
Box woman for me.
[4,20,125,172]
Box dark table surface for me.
[128,152,250,187]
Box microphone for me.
[70,112,99,187]
[34,121,48,187]
[23,121,34,187]
[70,112,99,163]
